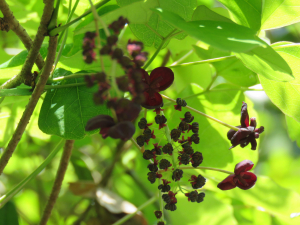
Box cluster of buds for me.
[137,104,206,217]
[82,32,96,64]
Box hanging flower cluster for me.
[137,106,205,216]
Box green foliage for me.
[38,68,111,139]
[0,202,19,225]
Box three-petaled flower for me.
[141,67,174,109]
[227,102,264,150]
[217,160,257,190]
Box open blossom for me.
[227,102,264,150]
[217,160,257,190]
[141,67,174,109]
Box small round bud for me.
[148,163,158,172]
[190,133,200,144]
[171,129,181,141]
[191,152,203,167]
[112,48,123,59]
[138,118,147,129]
[197,192,205,203]
[154,210,162,219]
[188,191,198,202]
[179,121,189,131]
[176,98,187,107]
[147,172,157,184]
[99,45,112,55]
[184,112,194,123]
[143,150,153,160]
[179,152,190,165]
[159,159,171,170]
[107,35,118,46]
[136,135,145,147]
[172,169,183,181]
[191,122,199,133]
[162,143,173,155]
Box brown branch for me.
[0,0,44,70]
[39,140,74,225]
[0,36,58,175]
[0,0,55,89]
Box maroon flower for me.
[141,67,174,109]
[217,160,257,190]
[227,102,264,150]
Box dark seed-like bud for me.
[191,175,206,189]
[147,172,157,184]
[157,221,165,225]
[172,169,183,181]
[179,121,189,131]
[190,133,200,144]
[184,112,194,123]
[154,210,162,219]
[188,191,198,202]
[159,159,171,170]
[112,48,123,59]
[162,194,170,203]
[107,35,118,46]
[138,118,147,129]
[191,152,203,167]
[165,203,177,211]
[171,129,181,141]
[183,144,194,155]
[162,143,173,155]
[119,56,133,68]
[143,150,153,160]
[116,75,129,92]
[100,45,112,55]
[176,98,187,107]
[152,146,162,156]
[158,184,171,192]
[197,192,205,203]
[85,31,96,39]
[94,72,106,82]
[136,135,145,147]
[191,122,199,133]
[148,163,158,172]
[143,128,152,140]
[179,152,190,165]
[155,115,167,124]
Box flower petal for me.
[217,174,237,190]
[141,91,163,109]
[249,136,257,150]
[149,67,174,91]
[107,121,135,140]
[234,160,254,174]
[85,115,115,131]
[236,172,257,190]
[230,128,252,146]
[227,126,241,140]
[240,102,249,128]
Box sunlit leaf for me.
[192,5,234,23]
[0,201,19,225]
[285,115,300,148]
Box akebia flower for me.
[217,160,257,190]
[141,67,174,109]
[227,102,264,150]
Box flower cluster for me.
[82,32,96,64]
[138,106,206,216]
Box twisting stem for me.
[158,166,234,175]
[39,140,75,225]
[0,0,44,70]
[112,195,158,225]
[1,0,55,89]
[0,36,58,175]
[143,29,177,70]
[161,94,239,131]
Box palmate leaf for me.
[217,0,262,32]
[38,68,111,140]
[152,8,266,52]
[259,43,300,122]
[262,0,300,30]
[286,115,300,148]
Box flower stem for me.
[0,139,64,208]
[112,195,158,225]
[158,166,233,175]
[171,49,193,66]
[161,94,239,131]
[143,29,177,70]
[158,179,165,222]
[110,60,122,98]
[44,82,86,90]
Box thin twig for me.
[0,0,44,70]
[39,140,75,225]
[0,36,58,175]
[0,0,55,89]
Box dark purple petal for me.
[249,136,257,150]
[240,102,249,128]
[107,121,135,141]
[250,117,256,128]
[230,128,252,146]
[227,126,241,140]
[255,126,264,134]
[141,91,163,109]
[85,115,115,131]
[114,98,141,121]
[236,172,257,190]
[234,160,254,175]
[149,67,174,92]
[217,174,237,190]
[100,127,110,139]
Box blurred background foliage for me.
[1,0,300,224]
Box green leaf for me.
[217,0,262,31]
[259,43,300,122]
[0,87,32,97]
[286,116,300,148]
[38,68,111,140]
[71,153,93,181]
[0,201,19,225]
[165,83,259,171]
[0,45,48,69]
[262,0,300,30]
[192,5,234,23]
[129,0,196,48]
[193,45,258,87]
[235,39,294,82]
[74,1,157,35]
[153,8,266,52]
